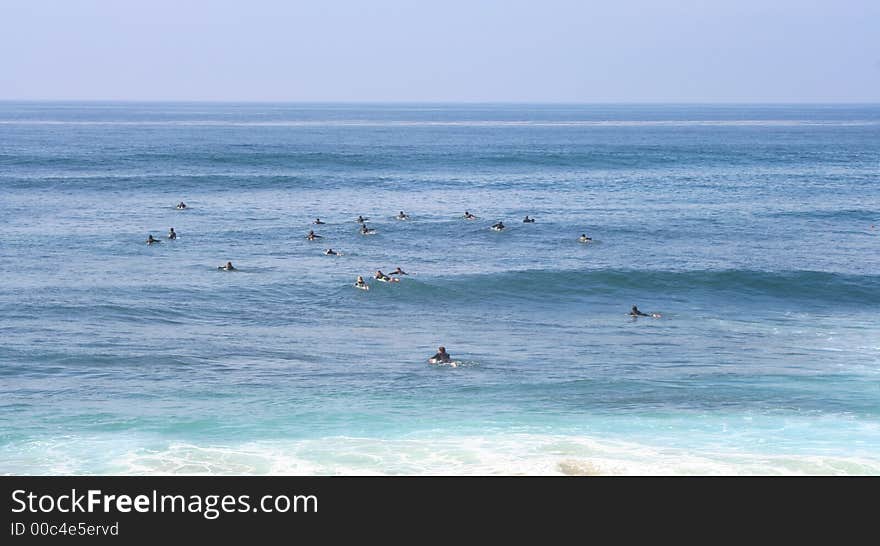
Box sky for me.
[0,0,878,102]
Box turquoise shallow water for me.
[1,103,879,475]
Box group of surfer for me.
[354,267,408,290]
[306,214,406,288]
[157,203,656,365]
[428,305,658,364]
[356,215,378,235]
[489,216,536,230]
[145,202,190,243]
[309,226,376,243]
[145,227,178,245]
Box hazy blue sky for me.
[1,0,878,102]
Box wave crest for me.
[397,269,880,306]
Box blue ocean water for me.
[1,102,879,475]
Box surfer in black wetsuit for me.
[464,211,477,219]
[307,230,322,240]
[219,261,236,271]
[356,215,367,224]
[630,305,650,317]
[355,275,368,288]
[492,221,505,230]
[429,346,451,364]
[324,248,338,255]
[389,267,408,276]
[147,234,160,245]
[168,227,177,240]
[375,270,395,282]
[176,202,187,209]
[579,234,592,243]
[314,218,325,225]
[397,211,409,220]
[523,215,535,223]
[360,224,375,234]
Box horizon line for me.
[2,99,879,106]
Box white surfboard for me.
[428,358,460,367]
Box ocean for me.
[1,102,878,475]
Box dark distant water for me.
[1,103,879,474]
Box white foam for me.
[3,432,879,476]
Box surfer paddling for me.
[630,305,660,318]
[428,346,452,364]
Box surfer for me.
[355,275,368,289]
[219,261,236,271]
[396,211,409,220]
[464,211,477,220]
[428,346,452,364]
[356,215,368,224]
[324,248,339,256]
[146,234,160,245]
[314,218,325,225]
[307,230,322,240]
[176,202,187,209]
[375,270,397,282]
[579,234,593,243]
[523,215,535,223]
[167,227,177,240]
[491,221,505,231]
[360,225,376,235]
[629,305,650,317]
[389,267,408,276]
